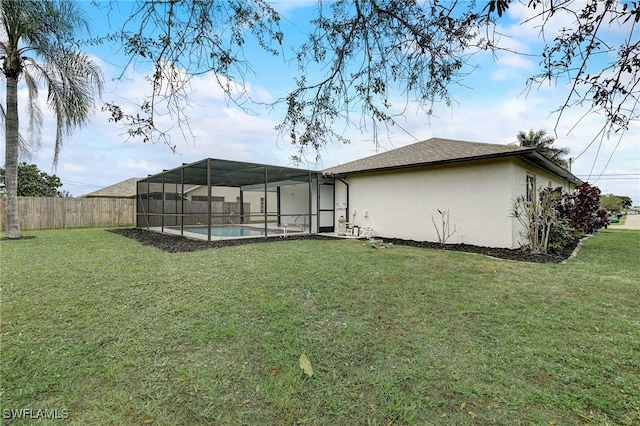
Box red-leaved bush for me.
[556,182,609,234]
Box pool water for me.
[186,226,267,237]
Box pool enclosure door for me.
[318,182,335,233]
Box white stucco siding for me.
[342,159,525,248]
[187,185,277,207]
[512,159,575,194]
[510,159,578,248]
[279,183,317,232]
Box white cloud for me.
[2,2,637,204]
[267,0,317,15]
[490,54,536,81]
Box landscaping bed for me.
[110,228,580,263]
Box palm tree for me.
[1,0,103,238]
[516,129,570,169]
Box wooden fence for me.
[0,197,135,231]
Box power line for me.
[575,173,640,176]
[592,134,626,184]
[572,159,640,163]
[580,177,640,180]
[558,131,640,137]
[60,180,102,188]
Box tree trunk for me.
[4,74,21,238]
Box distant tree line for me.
[0,163,68,197]
[600,194,633,213]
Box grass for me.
[1,228,639,425]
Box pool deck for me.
[148,224,309,241]
[144,224,369,242]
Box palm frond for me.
[18,46,103,166]
[22,64,43,153]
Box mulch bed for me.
[1,235,37,241]
[109,228,336,253]
[109,228,582,263]
[377,236,581,263]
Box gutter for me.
[323,148,582,186]
[322,149,537,176]
[520,151,583,186]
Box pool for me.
[184,226,270,237]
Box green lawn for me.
[1,228,639,425]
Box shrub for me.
[512,183,607,253]
[512,187,563,253]
[556,182,609,234]
[593,208,610,230]
[431,208,456,247]
[547,217,575,254]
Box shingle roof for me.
[82,177,141,198]
[322,137,534,175]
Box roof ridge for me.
[323,137,532,175]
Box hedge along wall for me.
[0,197,135,231]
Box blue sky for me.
[3,1,639,204]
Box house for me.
[82,177,141,199]
[174,185,276,218]
[323,137,582,249]
[87,174,277,231]
[136,137,581,248]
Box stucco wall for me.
[187,186,275,204]
[336,158,573,249]
[509,158,577,248]
[279,182,317,232]
[186,185,277,220]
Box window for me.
[260,197,265,213]
[526,174,536,203]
